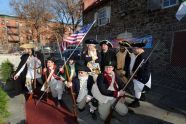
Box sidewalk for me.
[5,91,25,124]
[3,76,186,124]
[150,76,186,115]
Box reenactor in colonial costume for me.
[127,42,151,108]
[66,65,98,120]
[100,40,117,73]
[81,39,101,79]
[116,41,131,83]
[96,61,128,120]
[42,57,65,107]
[13,43,43,97]
[63,55,78,81]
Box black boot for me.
[54,98,61,107]
[57,99,64,108]
[90,111,97,120]
[140,93,146,101]
[78,108,85,112]
[128,98,140,108]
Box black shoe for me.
[78,108,85,112]
[54,98,61,107]
[128,100,140,108]
[90,111,97,120]
[140,93,146,101]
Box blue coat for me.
[72,75,94,96]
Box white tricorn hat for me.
[20,43,35,49]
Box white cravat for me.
[76,75,88,103]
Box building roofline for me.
[0,14,18,19]
[83,0,109,14]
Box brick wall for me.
[83,0,186,82]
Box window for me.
[162,0,179,8]
[16,21,19,26]
[1,20,5,25]
[94,6,111,26]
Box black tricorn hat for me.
[105,60,116,67]
[99,40,113,48]
[69,54,78,61]
[84,39,98,44]
[130,39,147,48]
[47,57,56,63]
[77,65,91,72]
[119,40,131,47]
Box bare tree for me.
[10,0,54,43]
[52,0,83,34]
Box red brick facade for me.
[0,14,72,53]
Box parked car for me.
[62,49,81,60]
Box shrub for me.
[0,117,6,124]
[0,87,9,119]
[0,60,14,82]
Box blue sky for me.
[0,0,14,15]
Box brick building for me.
[0,14,73,53]
[83,0,186,83]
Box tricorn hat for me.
[85,39,98,44]
[69,54,79,61]
[130,39,147,48]
[99,40,113,48]
[77,65,91,72]
[20,43,35,49]
[47,57,56,63]
[119,40,131,47]
[105,60,116,67]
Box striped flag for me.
[64,21,95,44]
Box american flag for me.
[64,21,95,44]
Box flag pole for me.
[64,20,96,65]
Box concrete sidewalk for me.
[62,88,186,124]
[5,91,25,124]
[3,76,186,124]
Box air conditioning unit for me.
[97,18,110,26]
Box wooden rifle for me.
[64,63,78,123]
[36,45,49,106]
[105,40,160,123]
[55,34,78,123]
[33,52,37,89]
[104,59,145,124]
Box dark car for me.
[62,49,81,60]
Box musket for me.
[64,63,78,123]
[36,68,54,106]
[56,36,78,123]
[33,51,37,89]
[41,44,49,92]
[105,40,160,124]
[104,59,144,124]
[36,44,49,106]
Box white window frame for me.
[94,6,111,26]
[162,0,179,9]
